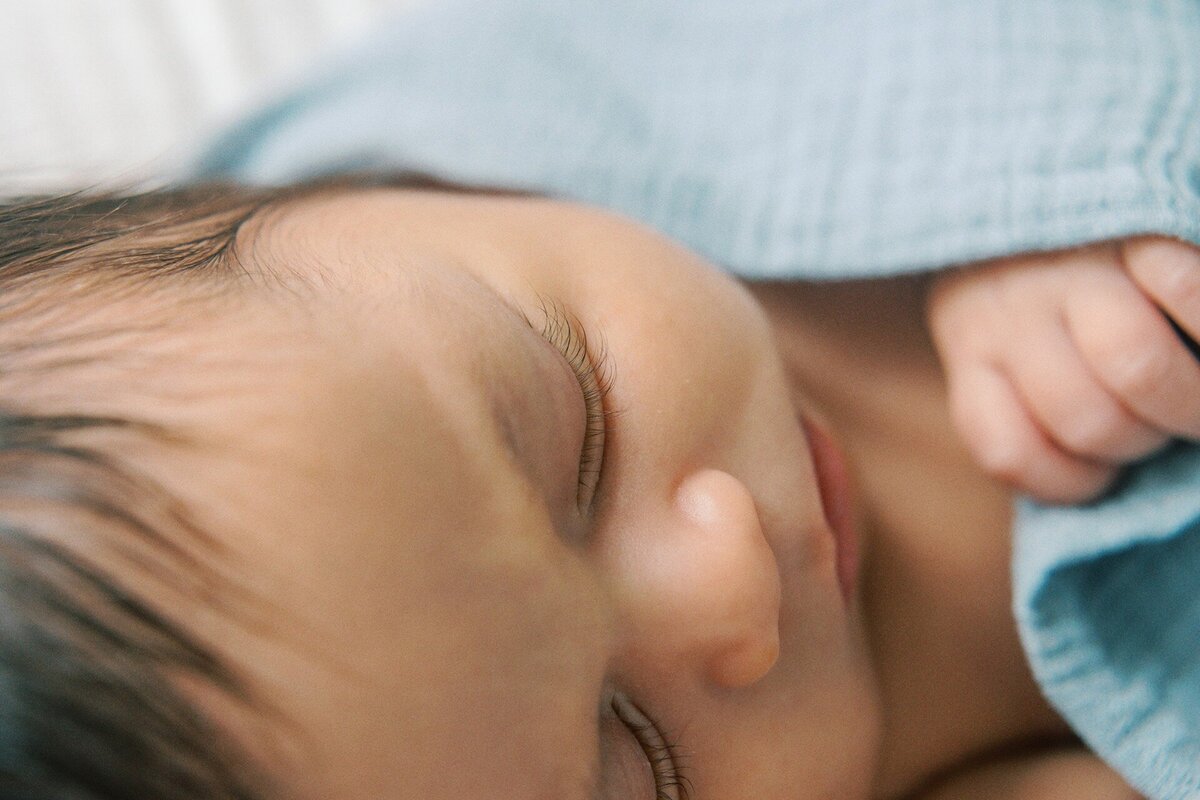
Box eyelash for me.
[535,299,615,513]
[533,310,686,798]
[611,695,692,800]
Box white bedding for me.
[0,0,415,193]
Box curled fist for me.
[927,237,1200,504]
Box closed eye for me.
[531,297,615,514]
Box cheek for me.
[598,268,772,464]
[626,248,769,368]
[683,658,882,799]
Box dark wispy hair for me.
[0,181,301,799]
[0,170,520,799]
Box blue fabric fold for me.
[1015,446,1200,800]
[190,2,1200,796]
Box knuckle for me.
[1129,238,1200,310]
[1156,261,1200,313]
[1055,405,1124,455]
[1086,319,1175,398]
[1106,344,1173,398]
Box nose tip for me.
[708,628,781,688]
[671,469,782,688]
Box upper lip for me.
[760,417,833,590]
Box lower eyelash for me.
[645,738,690,800]
[610,693,692,800]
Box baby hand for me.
[927,237,1200,503]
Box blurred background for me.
[0,0,417,192]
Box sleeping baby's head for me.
[0,181,882,799]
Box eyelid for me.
[530,297,615,514]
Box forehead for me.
[140,194,611,796]
[184,193,557,599]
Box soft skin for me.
[83,189,1139,798]
[927,237,1200,504]
[112,189,882,799]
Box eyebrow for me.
[445,262,528,323]
[448,267,538,372]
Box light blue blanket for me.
[193,2,1200,796]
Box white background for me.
[0,0,415,192]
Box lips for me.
[799,413,860,607]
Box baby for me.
[2,176,1196,799]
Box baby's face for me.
[144,189,882,798]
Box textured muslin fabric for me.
[1015,446,1200,800]
[192,1,1200,797]
[193,0,1200,280]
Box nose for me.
[612,469,781,688]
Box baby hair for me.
[0,183,289,800]
[0,170,520,798]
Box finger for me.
[1120,236,1200,345]
[1002,316,1169,462]
[948,362,1118,503]
[1064,263,1200,439]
